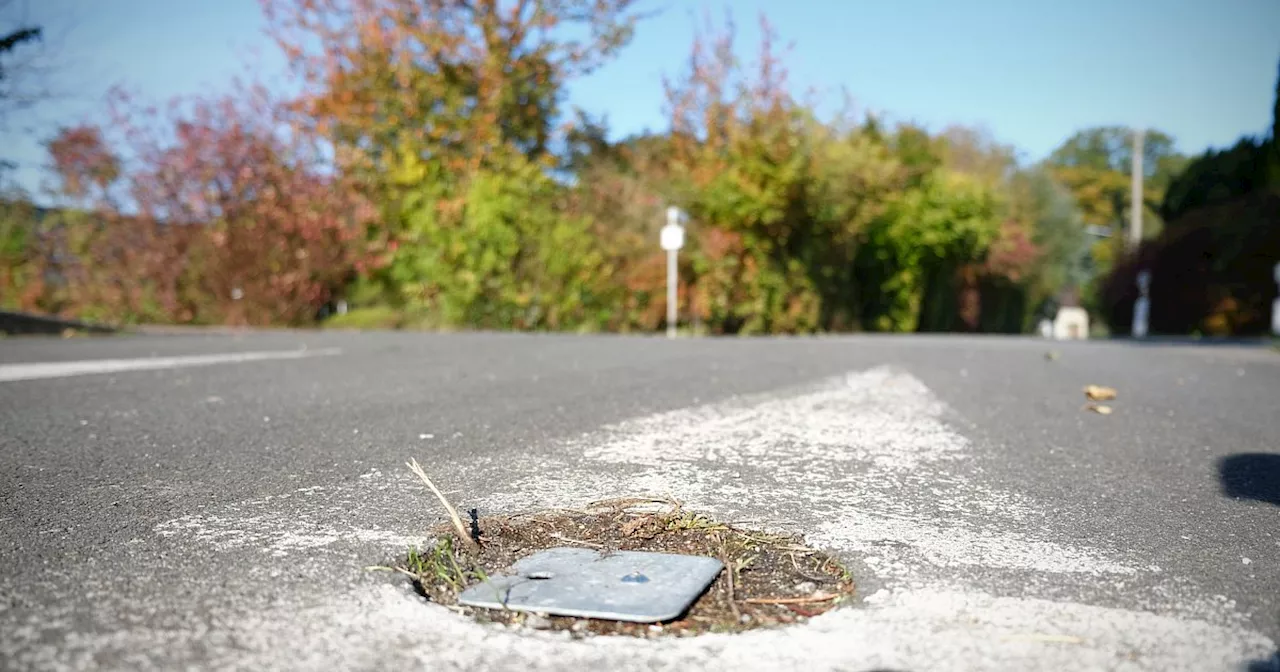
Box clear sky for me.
[4,0,1278,198]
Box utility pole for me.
[1129,128,1145,250]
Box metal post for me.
[1133,270,1151,338]
[1272,262,1280,337]
[666,248,677,339]
[1129,128,1145,250]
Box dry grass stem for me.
[789,553,831,583]
[721,545,741,620]
[586,495,682,514]
[548,533,607,548]
[406,458,479,552]
[743,592,839,605]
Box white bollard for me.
[1133,270,1151,338]
[1272,263,1280,337]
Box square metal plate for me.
[457,547,723,623]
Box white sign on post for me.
[660,206,685,251]
[660,224,684,251]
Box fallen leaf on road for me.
[1085,403,1113,415]
[1044,350,1060,361]
[1083,385,1117,401]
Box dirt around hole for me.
[393,497,856,638]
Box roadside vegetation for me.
[1,2,1276,337]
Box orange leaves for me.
[982,218,1041,283]
[45,126,121,201]
[263,0,641,184]
[38,80,381,327]
[698,227,743,261]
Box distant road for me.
[1,332,1276,671]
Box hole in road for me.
[395,497,856,638]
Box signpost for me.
[660,207,686,339]
[1133,270,1151,338]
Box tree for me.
[1007,167,1087,303]
[1269,58,1280,186]
[1161,137,1272,224]
[262,0,642,180]
[35,85,381,326]
[1048,126,1184,211]
[0,2,40,175]
[1046,126,1185,289]
[1102,59,1280,338]
[44,125,119,203]
[262,0,646,320]
[1272,58,1279,148]
[0,7,40,120]
[0,194,44,310]
[662,12,913,333]
[938,124,1016,186]
[1162,58,1280,225]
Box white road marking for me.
[474,366,1273,668]
[12,366,1270,671]
[0,348,342,383]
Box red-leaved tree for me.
[42,84,381,325]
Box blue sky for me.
[4,0,1278,198]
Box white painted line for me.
[127,366,1275,670]
[0,348,342,383]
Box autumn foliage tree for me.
[262,0,639,171]
[45,125,119,201]
[658,14,915,333]
[261,0,643,328]
[15,3,1098,335]
[31,85,378,325]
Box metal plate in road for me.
[457,547,723,623]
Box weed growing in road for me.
[404,537,488,592]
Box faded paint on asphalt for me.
[0,348,342,383]
[3,364,1271,671]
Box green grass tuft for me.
[405,537,487,592]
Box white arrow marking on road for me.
[81,366,1275,670]
[0,348,342,383]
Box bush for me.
[323,306,409,330]
[1101,192,1280,336]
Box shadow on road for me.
[1245,650,1280,672]
[1217,453,1280,506]
[1115,336,1276,348]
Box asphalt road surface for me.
[1,331,1277,671]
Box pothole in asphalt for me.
[391,497,855,638]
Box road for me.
[1,331,1277,671]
